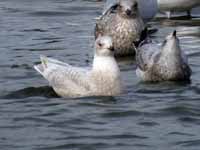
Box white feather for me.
[34,36,121,97]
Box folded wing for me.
[34,56,92,93]
[136,42,160,71]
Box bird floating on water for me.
[95,0,145,56]
[103,0,158,23]
[157,0,200,18]
[136,30,192,82]
[34,36,122,98]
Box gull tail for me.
[34,55,49,76]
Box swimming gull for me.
[157,0,200,18]
[95,0,145,56]
[136,30,192,82]
[34,36,122,97]
[103,0,158,23]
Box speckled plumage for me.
[104,0,158,23]
[136,31,192,82]
[34,36,122,97]
[95,0,145,56]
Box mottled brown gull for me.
[95,0,145,56]
[104,0,158,23]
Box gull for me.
[157,0,200,18]
[95,0,145,56]
[136,30,192,82]
[34,36,121,97]
[103,0,158,23]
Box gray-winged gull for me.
[95,0,145,56]
[157,0,200,18]
[136,30,192,82]
[34,36,122,97]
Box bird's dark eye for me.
[133,3,138,8]
[98,43,103,47]
[118,5,122,10]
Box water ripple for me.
[2,86,59,99]
[0,0,200,150]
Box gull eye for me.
[98,43,103,47]
[133,3,138,8]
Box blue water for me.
[0,0,200,150]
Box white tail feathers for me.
[34,55,49,75]
[40,55,48,69]
[34,64,44,75]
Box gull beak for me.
[126,9,132,16]
[173,30,177,37]
[109,46,115,52]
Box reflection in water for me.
[3,86,59,99]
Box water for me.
[0,0,200,150]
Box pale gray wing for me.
[45,56,89,73]
[46,65,91,91]
[136,42,160,71]
[37,56,91,91]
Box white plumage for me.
[34,36,122,97]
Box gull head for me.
[162,30,181,53]
[117,0,139,18]
[95,35,114,57]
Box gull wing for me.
[102,0,118,19]
[34,56,92,91]
[103,0,118,14]
[136,42,160,71]
[95,2,118,39]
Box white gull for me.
[34,36,121,97]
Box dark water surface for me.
[0,0,200,150]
